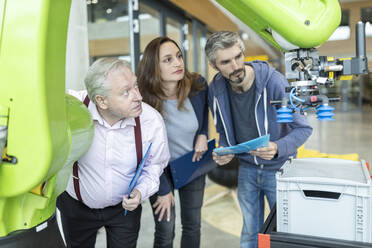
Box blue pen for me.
[124,143,152,216]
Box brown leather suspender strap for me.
[83,95,90,107]
[72,95,90,202]
[72,95,142,203]
[134,116,142,169]
[72,161,83,202]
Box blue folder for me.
[124,142,152,215]
[170,139,216,189]
[213,134,270,156]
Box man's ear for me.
[95,95,108,109]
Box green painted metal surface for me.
[0,0,94,237]
[217,0,341,51]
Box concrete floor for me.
[89,103,372,248]
[94,178,241,248]
[305,104,372,164]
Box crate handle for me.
[303,190,341,199]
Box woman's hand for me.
[192,134,208,162]
[152,192,175,222]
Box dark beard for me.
[228,67,246,85]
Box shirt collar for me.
[88,102,136,129]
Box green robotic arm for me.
[0,0,93,246]
[217,0,368,121]
[217,0,341,51]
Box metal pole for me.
[128,0,140,73]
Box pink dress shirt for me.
[66,90,170,209]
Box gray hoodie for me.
[208,60,313,170]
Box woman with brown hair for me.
[137,36,209,248]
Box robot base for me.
[0,213,65,248]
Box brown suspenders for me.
[72,95,142,202]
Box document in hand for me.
[170,139,216,189]
[213,134,270,156]
[124,142,152,216]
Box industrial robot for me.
[217,0,368,121]
[0,0,93,247]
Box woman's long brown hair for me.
[137,36,204,115]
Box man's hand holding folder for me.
[212,148,235,166]
[212,135,271,166]
[122,143,152,215]
[122,189,142,211]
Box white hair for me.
[84,57,131,104]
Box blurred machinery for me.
[0,1,93,247]
[217,0,369,122]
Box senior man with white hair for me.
[57,57,170,248]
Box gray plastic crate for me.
[276,158,372,243]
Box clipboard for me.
[213,134,270,156]
[170,139,216,189]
